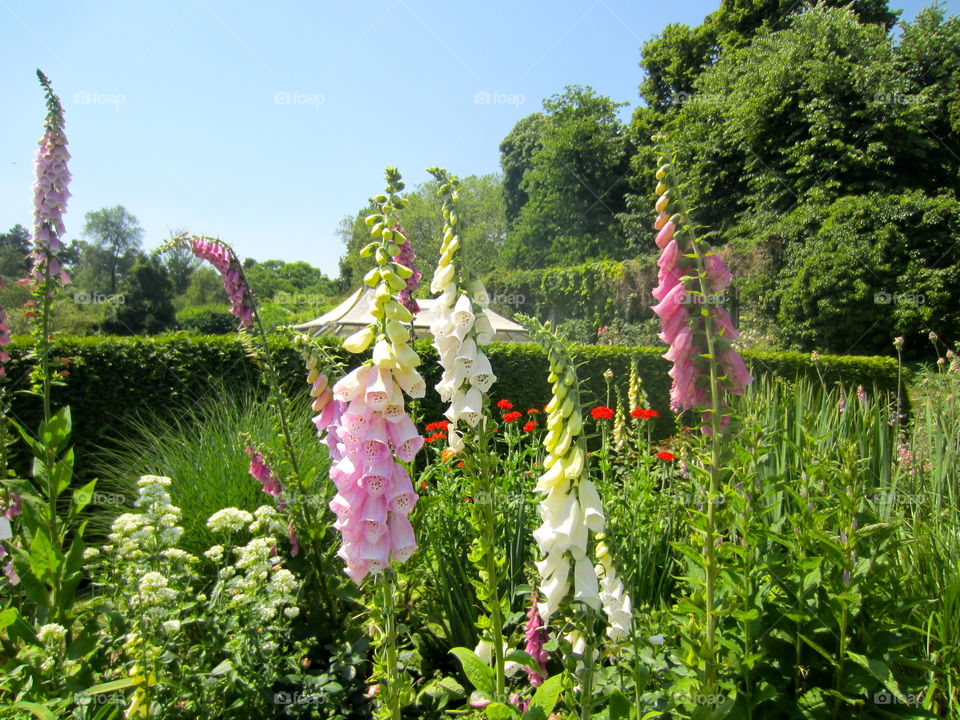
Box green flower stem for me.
[477,423,507,700]
[381,570,401,720]
[579,615,597,720]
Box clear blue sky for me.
[0,0,945,278]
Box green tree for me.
[502,85,633,267]
[103,256,176,335]
[629,6,939,239]
[161,230,200,296]
[0,224,31,278]
[77,206,144,293]
[767,192,960,357]
[183,266,228,307]
[639,0,898,110]
[337,174,506,289]
[499,113,548,229]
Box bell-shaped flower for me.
[430,263,455,293]
[393,366,426,398]
[455,336,477,371]
[386,414,423,463]
[381,383,407,423]
[359,456,395,497]
[372,339,392,368]
[388,512,417,562]
[333,365,372,403]
[468,351,496,393]
[365,367,394,411]
[572,549,601,609]
[387,464,417,514]
[536,552,571,623]
[359,494,388,542]
[445,386,483,427]
[452,293,475,334]
[343,324,376,354]
[359,416,390,466]
[331,455,362,492]
[473,312,494,344]
[578,480,605,532]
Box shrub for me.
[176,305,237,334]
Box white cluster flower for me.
[36,623,67,648]
[138,571,177,606]
[428,177,496,450]
[249,505,281,534]
[204,545,225,562]
[162,548,195,563]
[206,508,254,534]
[161,619,181,635]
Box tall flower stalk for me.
[517,315,632,719]
[650,137,752,697]
[317,168,425,720]
[427,168,511,701]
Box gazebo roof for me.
[293,287,532,343]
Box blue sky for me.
[0,0,946,278]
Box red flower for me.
[527,408,539,415]
[497,399,513,410]
[523,420,538,432]
[425,420,451,432]
[503,411,523,423]
[655,450,676,461]
[591,406,614,420]
[457,461,465,467]
[631,408,659,420]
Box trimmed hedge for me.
[4,334,905,471]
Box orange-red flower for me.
[631,408,659,420]
[655,450,675,461]
[591,406,614,420]
[503,411,523,423]
[497,399,513,410]
[523,420,538,432]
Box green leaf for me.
[11,701,58,720]
[209,658,234,676]
[70,478,98,518]
[27,528,59,583]
[86,677,140,694]
[450,647,495,697]
[846,651,906,703]
[486,702,519,719]
[607,689,632,720]
[504,649,542,672]
[526,673,563,717]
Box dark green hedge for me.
[3,334,905,470]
